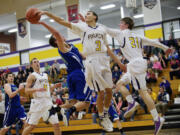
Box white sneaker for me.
[104,113,113,129]
[60,108,69,126]
[99,117,113,132]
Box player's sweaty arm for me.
[25,74,46,94]
[41,11,72,29]
[106,45,127,72]
[38,21,66,52]
[4,84,21,98]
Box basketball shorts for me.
[67,70,92,102]
[118,58,147,90]
[27,98,59,125]
[3,105,26,127]
[85,54,113,92]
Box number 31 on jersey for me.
[129,37,141,48]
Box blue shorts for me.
[67,70,92,102]
[3,105,26,127]
[109,104,119,122]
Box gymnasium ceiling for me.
[0,0,180,47]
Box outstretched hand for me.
[78,13,85,22]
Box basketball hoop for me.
[126,0,136,8]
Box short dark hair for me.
[88,11,98,22]
[6,72,13,79]
[30,58,37,65]
[121,17,134,30]
[49,35,58,48]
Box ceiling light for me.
[45,34,52,38]
[173,29,180,32]
[177,6,180,10]
[49,19,55,22]
[133,14,144,19]
[100,4,116,10]
[8,28,17,33]
[120,6,124,18]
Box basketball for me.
[26,8,41,24]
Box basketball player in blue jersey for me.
[0,72,26,135]
[36,20,92,127]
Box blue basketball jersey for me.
[5,84,21,108]
[58,44,84,74]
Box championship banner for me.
[65,0,79,23]
[18,18,27,38]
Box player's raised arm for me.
[25,74,46,94]
[141,36,170,52]
[106,45,127,72]
[38,21,66,52]
[40,11,72,29]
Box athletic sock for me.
[150,108,159,121]
[69,106,77,116]
[126,95,134,104]
[99,112,104,119]
[104,107,109,113]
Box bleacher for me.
[11,65,180,134]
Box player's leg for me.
[21,124,36,135]
[108,104,125,135]
[22,109,42,135]
[0,106,16,135]
[48,113,61,135]
[135,73,164,135]
[116,73,139,118]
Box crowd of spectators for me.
[0,37,180,129]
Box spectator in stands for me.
[62,78,68,89]
[5,67,11,74]
[0,90,5,128]
[44,62,50,74]
[177,39,180,60]
[112,66,122,84]
[14,74,23,87]
[146,68,157,83]
[147,59,153,69]
[169,58,180,80]
[160,77,172,98]
[168,47,179,60]
[150,53,158,63]
[0,68,4,77]
[53,60,61,74]
[116,97,128,122]
[158,52,168,68]
[50,65,58,83]
[18,66,24,77]
[113,88,122,105]
[156,87,170,116]
[152,59,163,78]
[147,88,157,103]
[25,64,33,78]
[167,35,177,48]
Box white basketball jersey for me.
[104,27,168,62]
[31,72,51,98]
[120,30,143,61]
[71,22,108,57]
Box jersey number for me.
[129,37,140,48]
[95,40,101,51]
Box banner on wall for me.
[0,43,10,54]
[18,18,27,38]
[67,4,78,23]
[144,0,157,9]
